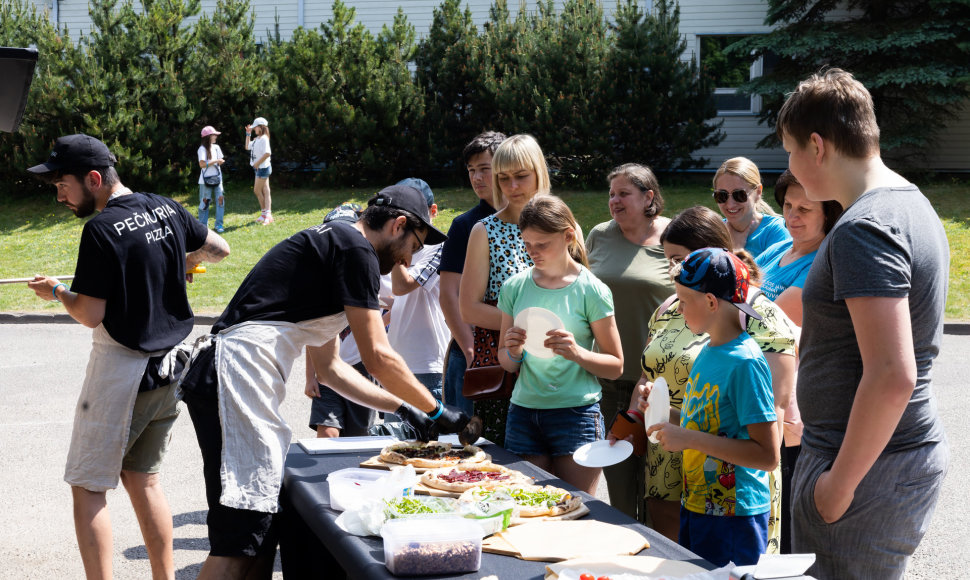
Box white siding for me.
[29,0,970,171]
[694,116,788,172]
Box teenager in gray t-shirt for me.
[798,185,948,454]
[778,69,949,579]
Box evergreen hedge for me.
[0,0,719,195]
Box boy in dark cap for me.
[25,134,230,579]
[647,247,778,567]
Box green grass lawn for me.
[2,179,969,319]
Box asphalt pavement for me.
[0,320,967,579]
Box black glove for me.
[433,403,470,435]
[395,402,437,442]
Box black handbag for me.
[202,163,221,186]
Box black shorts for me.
[181,347,280,558]
[308,361,378,434]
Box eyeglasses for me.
[408,229,425,254]
[712,187,753,204]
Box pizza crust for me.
[379,441,489,469]
[420,463,532,493]
[459,484,583,518]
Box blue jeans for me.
[443,340,474,417]
[255,166,272,179]
[792,441,948,579]
[505,402,604,457]
[198,183,224,230]
[415,372,442,402]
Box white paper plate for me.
[644,377,671,444]
[573,440,633,468]
[513,307,564,359]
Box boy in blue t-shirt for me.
[647,247,779,567]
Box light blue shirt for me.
[755,240,818,301]
[744,215,790,257]
[681,332,776,516]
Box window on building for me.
[699,35,776,115]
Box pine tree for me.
[415,0,483,175]
[604,0,722,170]
[734,0,970,164]
[0,0,87,194]
[80,0,202,188]
[186,0,272,175]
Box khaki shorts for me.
[122,385,180,473]
[65,325,180,492]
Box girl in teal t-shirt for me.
[497,195,623,494]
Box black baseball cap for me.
[674,247,762,321]
[27,134,117,174]
[368,184,447,245]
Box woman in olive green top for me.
[585,163,674,521]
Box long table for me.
[279,442,712,579]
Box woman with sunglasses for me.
[755,170,843,326]
[713,157,790,256]
[614,206,797,553]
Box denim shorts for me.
[254,166,272,179]
[505,401,604,457]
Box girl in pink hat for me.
[198,126,226,233]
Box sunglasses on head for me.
[712,187,753,204]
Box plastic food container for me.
[327,468,411,512]
[381,516,483,576]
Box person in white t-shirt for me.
[198,126,226,233]
[244,116,273,225]
[387,178,450,399]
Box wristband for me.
[427,400,444,420]
[505,348,524,363]
[626,409,644,422]
[52,283,67,302]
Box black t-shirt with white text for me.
[212,221,381,332]
[71,192,209,352]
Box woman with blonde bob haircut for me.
[498,195,623,494]
[713,157,790,256]
[459,134,552,445]
[490,134,552,209]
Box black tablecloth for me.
[280,442,712,579]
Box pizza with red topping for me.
[419,463,532,493]
[379,441,489,469]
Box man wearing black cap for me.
[176,184,470,578]
[25,134,230,579]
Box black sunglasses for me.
[712,187,753,204]
[408,228,425,254]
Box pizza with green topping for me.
[458,484,583,517]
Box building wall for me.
[27,0,970,171]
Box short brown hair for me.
[773,170,844,234]
[607,163,665,218]
[776,68,880,159]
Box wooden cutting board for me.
[482,520,649,561]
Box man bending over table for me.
[177,184,471,579]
